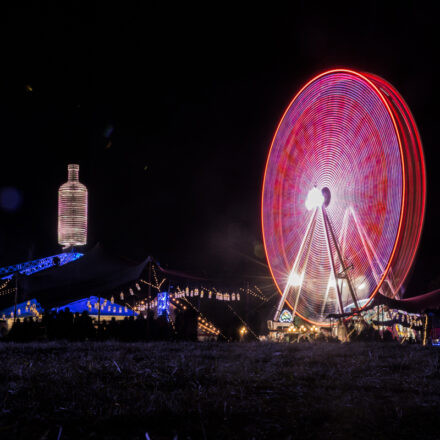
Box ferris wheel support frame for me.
[322,207,347,314]
[291,207,318,320]
[322,206,360,311]
[274,205,368,324]
[273,207,318,322]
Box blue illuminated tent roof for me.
[0,296,137,319]
[56,296,137,317]
[0,298,42,320]
[15,243,149,308]
[0,252,83,279]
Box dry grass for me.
[0,341,440,439]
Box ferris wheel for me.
[262,69,426,326]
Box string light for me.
[0,287,17,297]
[180,295,226,340]
[0,279,11,290]
[140,278,165,292]
[137,278,258,304]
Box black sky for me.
[0,2,438,295]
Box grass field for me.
[1,341,440,439]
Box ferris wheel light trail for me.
[349,207,382,291]
[262,69,426,326]
[349,206,397,297]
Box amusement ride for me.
[262,69,426,327]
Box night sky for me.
[0,3,437,296]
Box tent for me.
[369,290,440,314]
[55,296,137,317]
[4,244,149,309]
[328,290,440,319]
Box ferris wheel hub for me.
[305,187,324,210]
[322,187,331,208]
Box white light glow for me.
[356,278,369,292]
[305,187,324,210]
[287,271,304,287]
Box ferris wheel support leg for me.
[323,207,360,311]
[320,274,334,317]
[321,210,350,317]
[322,207,345,314]
[273,208,318,322]
[291,210,317,320]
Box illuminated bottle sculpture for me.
[58,164,88,249]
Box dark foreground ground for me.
[1,341,440,439]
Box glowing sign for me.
[157,291,170,319]
[279,309,293,323]
[58,164,88,248]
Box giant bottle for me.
[58,164,88,248]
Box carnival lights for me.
[58,164,88,248]
[0,252,83,279]
[262,69,426,326]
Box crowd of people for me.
[3,307,199,342]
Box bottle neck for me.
[68,168,79,182]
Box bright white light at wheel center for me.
[305,187,324,210]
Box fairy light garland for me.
[238,286,267,302]
[140,278,166,292]
[179,295,227,340]
[0,287,17,297]
[0,279,12,290]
